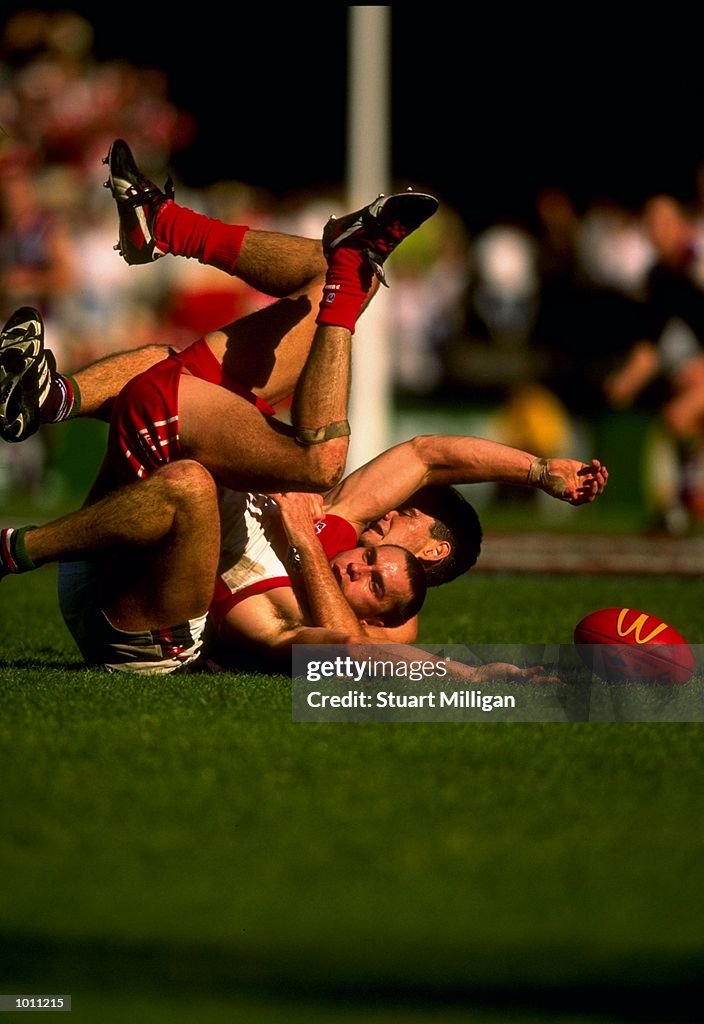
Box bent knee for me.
[159,459,217,498]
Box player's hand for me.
[270,491,325,544]
[271,491,325,518]
[472,662,563,685]
[530,457,608,505]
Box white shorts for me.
[57,561,208,674]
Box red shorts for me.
[108,336,276,480]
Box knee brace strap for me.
[295,419,350,446]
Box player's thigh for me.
[100,548,211,632]
[205,286,321,407]
[177,374,309,490]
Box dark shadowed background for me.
[3,4,702,228]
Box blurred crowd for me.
[3,10,704,533]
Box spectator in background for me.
[160,180,276,351]
[437,215,578,511]
[532,187,648,422]
[0,146,76,501]
[0,10,195,175]
[605,194,704,533]
[0,8,195,503]
[444,220,545,401]
[0,147,75,317]
[385,198,471,396]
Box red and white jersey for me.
[209,492,358,631]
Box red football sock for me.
[315,248,374,334]
[154,202,249,275]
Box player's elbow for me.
[302,439,348,491]
[408,434,441,475]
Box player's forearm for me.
[335,640,490,681]
[291,534,362,634]
[326,435,537,526]
[412,435,538,485]
[274,494,363,633]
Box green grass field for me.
[1,564,703,1023]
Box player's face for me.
[329,546,412,622]
[359,507,436,556]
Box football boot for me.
[104,138,174,265]
[322,189,438,286]
[0,306,54,443]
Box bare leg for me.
[291,324,350,443]
[177,375,348,493]
[25,460,220,630]
[206,275,379,409]
[56,243,331,421]
[81,310,352,505]
[206,282,327,407]
[70,345,170,420]
[233,230,326,297]
[174,289,355,492]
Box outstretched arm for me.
[324,434,608,532]
[285,633,557,683]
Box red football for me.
[573,607,695,685]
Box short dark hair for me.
[378,545,428,626]
[400,485,482,587]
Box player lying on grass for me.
[0,142,608,672]
[205,431,608,669]
[0,304,608,666]
[0,351,607,675]
[0,458,428,671]
[211,487,561,683]
[0,140,608,566]
[0,298,608,674]
[0,459,555,683]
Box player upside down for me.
[0,140,608,675]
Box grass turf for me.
[1,566,703,1023]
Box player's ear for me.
[419,539,450,563]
